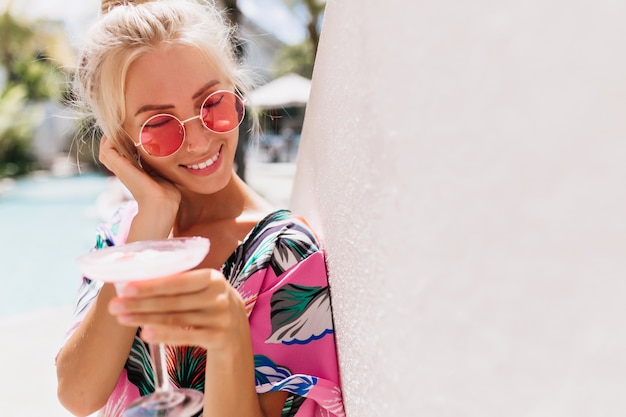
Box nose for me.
[181,115,212,153]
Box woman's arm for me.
[56,205,181,416]
[199,284,289,417]
[56,283,136,416]
[57,137,182,416]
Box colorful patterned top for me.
[63,202,345,417]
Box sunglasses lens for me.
[140,115,184,157]
[201,91,245,133]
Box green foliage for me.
[12,55,64,100]
[274,41,315,79]
[0,10,69,178]
[0,85,43,177]
[0,11,34,67]
[272,0,326,78]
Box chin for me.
[180,167,234,195]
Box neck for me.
[174,173,274,235]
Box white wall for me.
[291,1,626,416]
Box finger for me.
[110,286,228,318]
[116,269,225,298]
[109,273,229,315]
[98,136,135,171]
[117,308,230,329]
[98,135,119,158]
[140,325,219,347]
[99,134,110,149]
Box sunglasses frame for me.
[133,89,246,158]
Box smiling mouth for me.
[184,147,221,170]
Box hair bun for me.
[101,0,155,14]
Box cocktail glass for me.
[77,236,210,417]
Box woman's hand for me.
[98,135,181,209]
[107,268,247,350]
[109,269,288,417]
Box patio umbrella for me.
[247,73,311,109]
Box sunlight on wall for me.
[292,0,626,415]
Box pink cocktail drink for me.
[77,237,210,283]
[76,237,210,417]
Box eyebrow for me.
[192,80,220,100]
[133,80,221,117]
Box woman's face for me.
[122,43,238,195]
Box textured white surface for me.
[291,0,626,416]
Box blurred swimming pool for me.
[0,173,109,317]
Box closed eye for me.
[144,115,177,129]
[203,93,224,109]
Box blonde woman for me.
[55,1,344,416]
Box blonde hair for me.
[75,0,256,166]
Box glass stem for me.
[150,343,172,394]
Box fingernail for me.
[115,283,137,297]
[118,314,133,324]
[141,327,154,342]
[109,301,123,314]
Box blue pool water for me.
[0,173,109,317]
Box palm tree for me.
[282,0,325,59]
[299,0,325,58]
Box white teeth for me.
[186,150,220,170]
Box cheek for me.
[138,156,172,179]
[226,131,240,152]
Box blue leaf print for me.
[254,355,292,385]
[254,356,317,397]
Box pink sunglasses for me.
[133,90,245,157]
